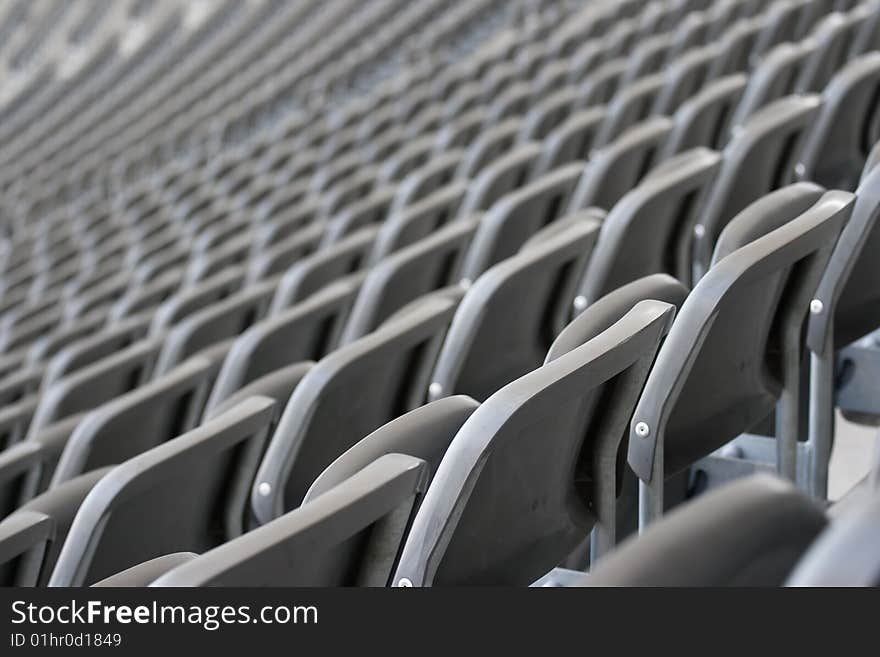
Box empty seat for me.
[206,282,359,413]
[577,148,721,303]
[341,219,477,343]
[460,163,582,279]
[576,474,826,586]
[393,298,675,585]
[532,107,606,177]
[152,454,428,587]
[50,357,217,486]
[47,396,277,586]
[797,53,880,190]
[567,117,674,213]
[628,189,851,523]
[660,74,748,158]
[251,292,461,524]
[691,95,823,278]
[153,283,275,376]
[429,216,601,402]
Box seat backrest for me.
[430,216,602,403]
[251,292,461,524]
[394,299,675,585]
[787,489,880,586]
[28,339,160,439]
[808,164,880,351]
[306,396,480,500]
[270,228,376,312]
[578,148,721,303]
[153,282,275,376]
[371,182,468,262]
[706,16,764,79]
[519,88,578,142]
[48,396,277,587]
[460,163,583,279]
[246,222,324,282]
[391,151,464,214]
[628,189,851,482]
[594,74,666,148]
[341,219,477,343]
[532,107,606,177]
[207,281,358,413]
[691,95,823,277]
[567,117,674,213]
[796,11,864,94]
[456,119,523,179]
[730,41,817,128]
[797,53,880,190]
[321,187,396,245]
[580,474,826,586]
[661,74,748,158]
[653,44,721,117]
[0,510,54,586]
[153,454,428,587]
[550,274,691,361]
[459,143,542,216]
[149,266,244,335]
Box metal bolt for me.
[694,224,705,238]
[634,421,650,438]
[459,278,472,290]
[795,163,806,179]
[573,295,588,312]
[398,578,413,587]
[428,382,443,398]
[257,482,272,496]
[810,299,824,315]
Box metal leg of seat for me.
[807,332,835,499]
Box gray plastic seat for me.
[246,222,324,284]
[456,119,523,180]
[567,117,674,213]
[576,474,826,586]
[50,357,217,487]
[751,0,812,61]
[797,53,880,190]
[307,395,480,501]
[518,88,578,142]
[729,41,817,129]
[206,281,359,413]
[787,487,880,586]
[594,74,666,148]
[341,219,477,343]
[322,187,396,245]
[371,183,468,262]
[391,151,464,215]
[429,216,602,403]
[251,291,462,524]
[459,163,583,280]
[28,339,160,439]
[0,510,55,586]
[574,59,628,110]
[795,11,864,94]
[149,267,244,336]
[652,45,721,118]
[532,107,606,178]
[47,396,277,586]
[269,228,376,314]
[691,95,823,278]
[803,163,880,496]
[577,148,721,304]
[459,143,543,215]
[628,189,852,523]
[619,34,675,87]
[40,316,151,392]
[393,298,675,586]
[706,16,765,79]
[660,74,748,158]
[152,454,428,587]
[153,282,275,376]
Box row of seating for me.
[0,0,878,587]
